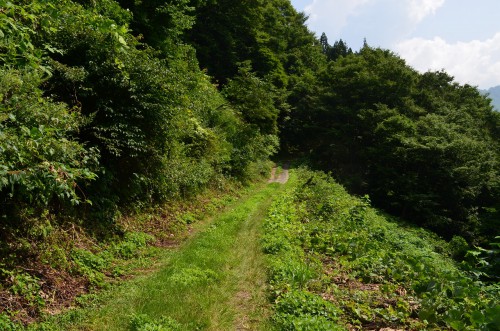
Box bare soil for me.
[268,163,289,184]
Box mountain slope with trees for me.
[283,46,499,243]
[0,0,499,328]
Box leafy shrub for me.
[0,313,23,331]
[264,168,500,330]
[268,257,317,291]
[449,236,470,260]
[176,212,198,225]
[71,248,112,286]
[9,271,45,308]
[39,244,70,270]
[111,232,155,259]
[0,69,97,210]
[274,290,343,331]
[462,236,500,281]
[129,314,182,331]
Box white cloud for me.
[304,0,372,36]
[303,0,445,31]
[300,0,446,46]
[408,0,446,23]
[297,0,500,88]
[395,33,500,88]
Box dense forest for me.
[0,0,499,328]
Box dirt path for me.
[51,181,286,331]
[230,190,275,331]
[268,163,289,184]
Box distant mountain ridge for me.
[482,85,500,111]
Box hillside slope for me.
[263,169,500,330]
[1,0,499,328]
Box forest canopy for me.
[0,0,498,255]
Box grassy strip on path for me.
[39,180,286,331]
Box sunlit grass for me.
[41,181,286,331]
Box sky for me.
[290,0,500,89]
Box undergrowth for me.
[262,168,500,330]
[0,173,258,329]
[28,178,280,330]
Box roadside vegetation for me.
[263,169,500,330]
[3,180,281,331]
[0,175,255,329]
[0,0,499,329]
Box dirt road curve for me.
[268,164,289,184]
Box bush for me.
[264,168,500,330]
[0,68,97,214]
[274,290,343,331]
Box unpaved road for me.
[57,182,285,331]
[268,164,289,184]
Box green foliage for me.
[186,0,326,159]
[287,45,499,242]
[39,244,69,270]
[450,236,470,260]
[262,177,344,330]
[263,169,500,330]
[0,313,23,331]
[71,248,111,286]
[116,0,194,53]
[111,232,154,259]
[185,0,263,84]
[0,269,46,309]
[1,1,284,323]
[69,231,154,286]
[319,34,352,62]
[223,63,280,135]
[129,314,182,331]
[0,68,97,213]
[168,267,219,287]
[3,0,497,327]
[33,0,273,206]
[463,236,500,281]
[0,0,48,70]
[274,290,344,331]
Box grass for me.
[0,175,252,328]
[262,168,500,331]
[36,181,286,331]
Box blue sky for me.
[290,0,500,89]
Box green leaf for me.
[117,35,126,46]
[470,310,485,325]
[30,127,39,137]
[448,320,466,330]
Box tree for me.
[285,45,499,241]
[223,63,279,135]
[329,39,352,61]
[320,32,329,54]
